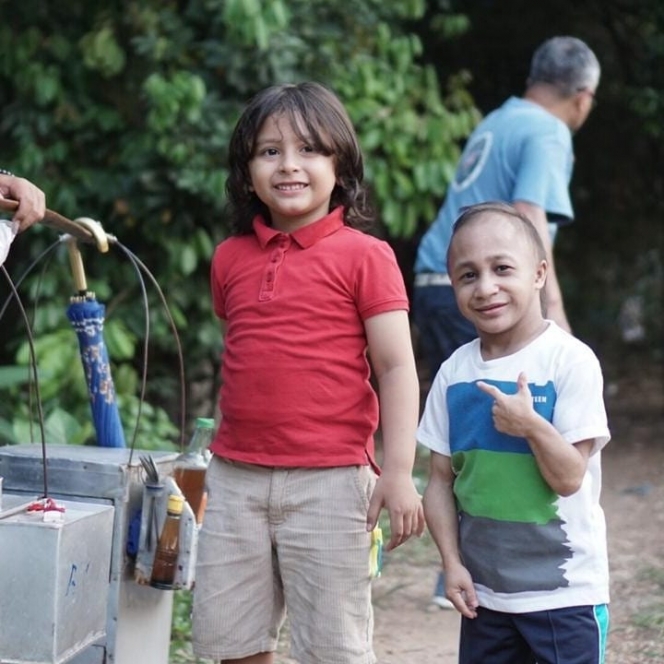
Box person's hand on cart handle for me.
[0,170,46,232]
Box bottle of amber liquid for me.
[150,494,184,590]
[173,417,214,526]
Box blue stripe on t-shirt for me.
[447,379,557,454]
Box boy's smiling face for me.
[448,212,547,347]
[249,113,337,232]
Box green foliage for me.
[0,0,476,438]
[608,3,664,139]
[0,315,179,447]
[333,24,478,235]
[170,591,202,663]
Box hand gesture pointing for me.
[476,372,536,438]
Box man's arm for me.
[513,200,571,332]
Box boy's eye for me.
[460,271,476,281]
[496,264,512,274]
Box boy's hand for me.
[445,562,479,619]
[477,372,537,438]
[366,471,424,551]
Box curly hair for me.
[225,82,374,235]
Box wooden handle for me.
[0,198,99,245]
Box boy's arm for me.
[478,372,593,496]
[423,451,478,618]
[364,309,425,550]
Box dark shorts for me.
[412,283,476,380]
[459,604,610,664]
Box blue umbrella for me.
[66,296,126,447]
[65,221,126,448]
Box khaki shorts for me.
[193,457,378,663]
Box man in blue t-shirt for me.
[413,35,600,608]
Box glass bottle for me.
[173,417,214,525]
[150,493,184,590]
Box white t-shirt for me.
[0,219,17,267]
[418,322,611,612]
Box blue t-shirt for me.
[415,97,574,274]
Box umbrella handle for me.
[65,218,112,293]
[0,198,112,251]
[66,239,88,293]
[72,217,110,253]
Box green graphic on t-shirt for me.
[452,448,558,524]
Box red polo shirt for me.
[209,206,409,468]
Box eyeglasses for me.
[577,87,598,109]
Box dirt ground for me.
[372,364,664,664]
[278,361,664,663]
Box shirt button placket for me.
[259,234,290,301]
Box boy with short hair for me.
[419,201,611,664]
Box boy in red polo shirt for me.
[192,82,424,664]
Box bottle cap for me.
[167,494,185,514]
[195,417,215,429]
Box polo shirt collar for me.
[252,206,345,249]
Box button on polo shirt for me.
[210,206,409,468]
[259,234,290,301]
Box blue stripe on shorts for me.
[594,604,610,664]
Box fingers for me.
[10,177,46,232]
[445,572,479,619]
[450,589,479,619]
[476,380,498,398]
[385,511,410,551]
[365,495,381,533]
[479,376,531,402]
[385,514,405,551]
[517,371,530,394]
[384,503,425,551]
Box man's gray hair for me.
[527,36,600,97]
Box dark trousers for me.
[412,283,476,380]
[459,605,610,664]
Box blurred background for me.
[1,0,661,448]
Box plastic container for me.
[173,417,214,525]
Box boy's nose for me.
[475,273,498,297]
[279,150,300,172]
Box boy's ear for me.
[535,259,548,288]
